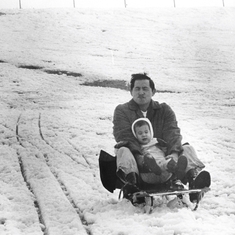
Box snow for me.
[0,6,235,235]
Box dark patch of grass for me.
[223,104,235,107]
[0,60,6,63]
[81,79,128,91]
[81,79,181,93]
[44,69,82,77]
[0,218,6,225]
[18,65,44,70]
[17,65,82,78]
[155,90,181,93]
[0,12,6,16]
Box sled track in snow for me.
[16,114,23,147]
[15,113,47,235]
[66,139,95,173]
[17,153,47,234]
[16,113,92,235]
[38,113,90,169]
[38,113,93,235]
[0,122,16,142]
[42,152,92,235]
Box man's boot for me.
[120,172,143,204]
[188,170,211,202]
[126,172,138,185]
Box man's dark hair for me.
[130,73,156,92]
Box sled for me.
[99,150,211,213]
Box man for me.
[113,73,210,202]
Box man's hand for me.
[114,141,129,149]
[166,152,178,173]
[165,152,178,161]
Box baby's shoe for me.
[167,155,188,181]
[175,155,188,180]
[142,153,162,175]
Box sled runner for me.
[126,187,210,213]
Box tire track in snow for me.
[16,113,91,235]
[16,113,47,235]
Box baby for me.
[132,118,187,187]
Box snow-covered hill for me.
[0,7,235,235]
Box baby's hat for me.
[131,118,154,139]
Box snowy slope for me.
[0,7,235,235]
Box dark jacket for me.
[113,99,183,156]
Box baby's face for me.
[135,124,151,145]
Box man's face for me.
[131,79,154,111]
[135,124,151,145]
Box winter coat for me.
[113,99,183,156]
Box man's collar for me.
[128,99,160,111]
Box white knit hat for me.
[131,118,154,140]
